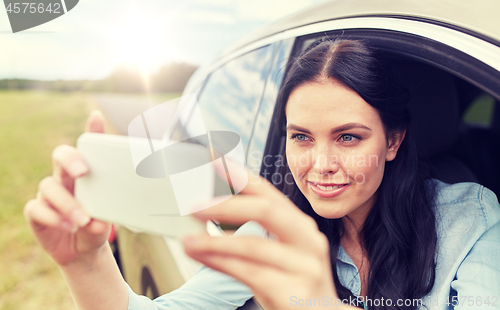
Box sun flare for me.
[109,14,175,75]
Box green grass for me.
[0,90,180,310]
[463,94,495,126]
[0,90,91,310]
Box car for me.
[115,0,500,308]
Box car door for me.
[118,42,281,302]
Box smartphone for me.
[74,132,214,237]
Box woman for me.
[25,39,500,310]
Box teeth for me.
[315,184,342,191]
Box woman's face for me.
[285,80,403,222]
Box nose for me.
[312,144,339,175]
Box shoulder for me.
[425,180,500,306]
[428,179,500,231]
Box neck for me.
[341,217,363,246]
[341,192,377,247]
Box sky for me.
[0,0,328,80]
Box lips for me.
[308,181,350,198]
[314,183,345,191]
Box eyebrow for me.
[286,123,372,134]
[331,123,372,134]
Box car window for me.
[169,95,199,142]
[169,45,277,230]
[291,30,500,195]
[169,45,275,150]
[197,45,275,151]
[246,39,294,174]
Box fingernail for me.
[69,160,88,177]
[70,209,91,227]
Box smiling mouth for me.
[313,183,347,192]
[309,182,349,191]
[307,181,351,198]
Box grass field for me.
[0,90,179,310]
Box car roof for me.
[220,0,500,58]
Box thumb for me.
[85,110,106,134]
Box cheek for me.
[285,144,311,180]
[341,143,387,184]
[349,160,385,186]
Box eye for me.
[291,133,310,141]
[340,134,359,143]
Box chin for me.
[309,201,349,219]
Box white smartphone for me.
[75,132,218,238]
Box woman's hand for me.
[182,161,342,309]
[24,111,111,267]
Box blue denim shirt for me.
[127,180,500,310]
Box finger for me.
[186,252,290,302]
[51,110,104,190]
[52,144,89,192]
[25,198,80,233]
[24,199,62,228]
[38,176,91,227]
[83,219,110,235]
[31,192,110,235]
[183,235,316,274]
[85,110,106,133]
[192,195,325,252]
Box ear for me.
[386,130,406,161]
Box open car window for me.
[262,28,500,196]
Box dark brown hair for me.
[273,39,437,310]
